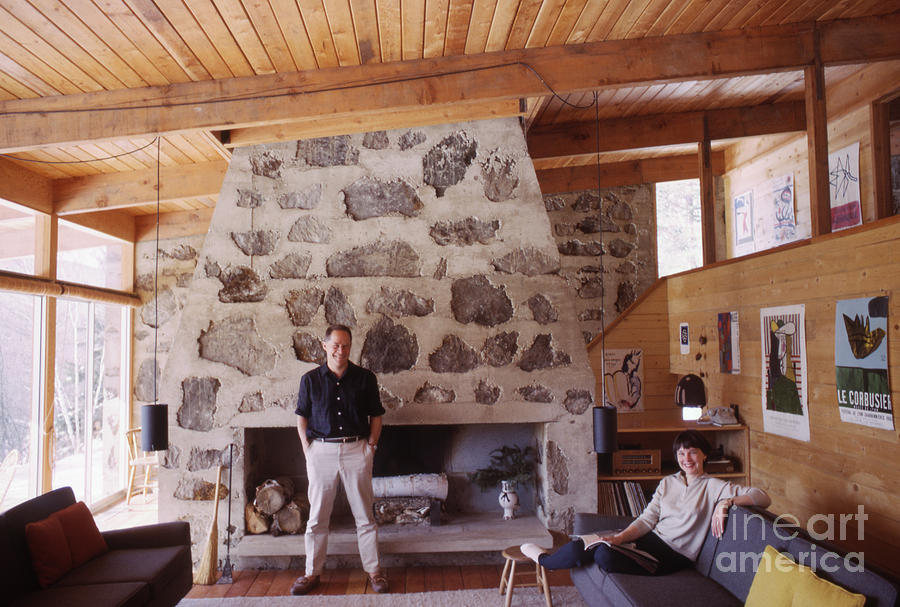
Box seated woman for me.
[521,429,771,576]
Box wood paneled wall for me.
[667,218,900,576]
[587,280,679,419]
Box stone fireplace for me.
[154,117,598,564]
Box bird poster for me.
[760,305,810,442]
[828,142,862,231]
[835,296,893,430]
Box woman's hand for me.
[712,498,733,538]
[599,532,624,545]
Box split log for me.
[271,501,304,536]
[372,473,448,500]
[254,478,292,515]
[245,502,270,534]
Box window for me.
[57,221,126,290]
[0,199,37,275]
[0,291,39,509]
[51,300,128,506]
[656,179,703,277]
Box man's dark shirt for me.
[295,362,385,439]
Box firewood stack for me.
[245,478,309,536]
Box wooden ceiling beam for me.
[0,156,53,214]
[60,211,135,243]
[223,99,524,147]
[1,13,897,153]
[53,160,228,215]
[528,101,806,163]
[134,207,214,242]
[535,152,726,194]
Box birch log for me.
[372,473,448,500]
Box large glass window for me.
[0,199,37,275]
[656,179,703,277]
[51,299,128,506]
[57,221,126,290]
[0,291,38,509]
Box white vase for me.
[498,480,519,520]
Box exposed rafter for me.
[1,14,898,154]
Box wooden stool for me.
[498,545,552,607]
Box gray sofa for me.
[571,506,899,607]
[0,486,192,607]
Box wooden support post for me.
[805,51,831,236]
[34,214,57,493]
[698,119,716,265]
[870,101,893,219]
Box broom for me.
[193,465,223,584]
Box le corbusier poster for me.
[835,296,893,430]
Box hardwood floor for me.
[186,565,574,598]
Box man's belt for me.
[315,436,363,443]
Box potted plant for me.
[468,445,536,520]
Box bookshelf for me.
[597,417,750,515]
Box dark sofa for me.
[0,487,192,607]
[571,506,899,607]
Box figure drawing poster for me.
[760,305,810,441]
[603,348,644,413]
[834,296,893,430]
[733,191,754,255]
[828,142,862,231]
[770,174,796,244]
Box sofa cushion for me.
[1,487,76,599]
[792,566,865,607]
[25,514,73,587]
[745,545,801,607]
[787,535,897,607]
[55,545,192,601]
[9,581,149,607]
[53,501,108,567]
[604,569,743,607]
[707,506,797,602]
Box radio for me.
[612,449,661,475]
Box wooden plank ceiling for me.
[0,0,898,225]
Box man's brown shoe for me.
[369,571,389,594]
[290,575,320,595]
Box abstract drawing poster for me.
[733,190,754,256]
[770,174,796,244]
[760,305,810,441]
[603,348,644,413]
[717,311,741,374]
[828,141,862,231]
[835,296,893,430]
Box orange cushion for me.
[53,501,108,567]
[25,515,73,587]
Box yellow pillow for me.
[745,545,801,607]
[791,565,865,607]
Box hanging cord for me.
[593,90,608,406]
[153,136,160,404]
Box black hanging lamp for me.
[141,137,168,453]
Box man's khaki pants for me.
[304,440,379,576]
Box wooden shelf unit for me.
[597,421,750,513]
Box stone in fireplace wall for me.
[152,118,600,561]
[542,186,657,345]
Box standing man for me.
[291,324,388,595]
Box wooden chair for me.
[125,428,158,504]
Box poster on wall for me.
[828,142,862,231]
[679,323,690,355]
[717,311,741,374]
[604,348,644,413]
[760,305,810,441]
[835,296,894,430]
[733,191,755,255]
[770,174,796,244]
